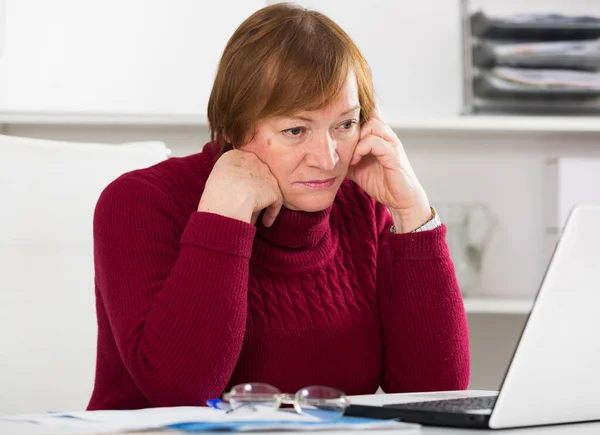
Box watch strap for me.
[390,206,441,234]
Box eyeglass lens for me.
[226,383,349,420]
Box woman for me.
[87,2,469,411]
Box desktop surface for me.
[3,390,600,435]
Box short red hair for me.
[207,2,376,153]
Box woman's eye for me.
[283,126,305,136]
[339,120,358,131]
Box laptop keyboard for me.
[385,395,497,413]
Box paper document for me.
[492,67,600,90]
[1,406,420,433]
[494,13,600,25]
[495,39,600,57]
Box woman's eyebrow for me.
[288,115,314,122]
[340,105,361,116]
[286,105,361,123]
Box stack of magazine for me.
[468,11,600,112]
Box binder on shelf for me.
[472,39,600,71]
[461,1,600,115]
[470,10,600,41]
[473,67,600,100]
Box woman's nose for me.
[305,134,339,171]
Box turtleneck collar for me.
[251,204,338,273]
[256,205,332,250]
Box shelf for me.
[3,110,600,135]
[0,110,209,126]
[463,297,533,315]
[389,115,600,134]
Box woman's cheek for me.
[339,136,359,165]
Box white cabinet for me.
[543,157,600,261]
[544,157,600,231]
[0,0,264,118]
[291,0,463,120]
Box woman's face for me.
[242,73,361,212]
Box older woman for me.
[87,2,469,411]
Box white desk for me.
[2,390,600,435]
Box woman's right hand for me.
[198,149,284,227]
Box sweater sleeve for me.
[93,176,256,406]
[375,203,470,393]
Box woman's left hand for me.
[346,108,432,233]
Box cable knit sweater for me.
[87,141,470,410]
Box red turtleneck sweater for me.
[87,142,469,411]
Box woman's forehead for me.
[282,75,360,120]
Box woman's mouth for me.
[296,177,337,189]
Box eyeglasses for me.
[217,382,351,421]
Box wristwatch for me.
[390,206,441,234]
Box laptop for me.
[346,204,600,429]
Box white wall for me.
[0,0,5,55]
[0,0,263,115]
[0,0,6,107]
[293,0,464,119]
[0,0,465,119]
[3,0,600,119]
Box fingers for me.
[350,135,372,166]
[370,105,384,122]
[350,134,402,171]
[360,116,396,143]
[261,169,284,227]
[235,150,284,227]
[353,107,406,169]
[361,104,396,144]
[251,211,261,225]
[262,194,284,227]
